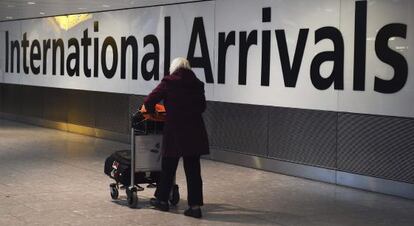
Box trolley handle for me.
[139,104,166,122]
[140,104,166,115]
[141,111,166,115]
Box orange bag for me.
[139,104,166,122]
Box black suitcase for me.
[104,149,160,186]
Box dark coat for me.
[144,68,210,157]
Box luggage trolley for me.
[108,104,180,208]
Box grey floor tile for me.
[0,215,26,226]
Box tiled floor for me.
[0,119,414,226]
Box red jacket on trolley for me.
[144,68,210,157]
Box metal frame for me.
[130,127,136,188]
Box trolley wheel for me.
[110,184,119,200]
[169,184,180,206]
[127,188,138,208]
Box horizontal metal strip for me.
[208,148,337,184]
[0,112,129,143]
[337,171,414,200]
[208,148,414,200]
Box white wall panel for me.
[0,0,413,118]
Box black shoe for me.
[150,198,169,211]
[184,207,202,218]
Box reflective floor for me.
[1,119,414,226]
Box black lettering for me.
[239,30,257,85]
[187,17,214,83]
[310,27,344,90]
[353,0,367,91]
[101,36,118,79]
[94,22,99,77]
[52,39,64,75]
[164,16,171,75]
[42,40,51,75]
[141,35,159,81]
[217,31,235,84]
[30,39,41,74]
[121,36,138,80]
[94,21,99,33]
[10,40,20,73]
[261,7,271,86]
[275,29,309,87]
[21,33,29,74]
[374,23,408,93]
[262,7,271,22]
[66,38,80,77]
[5,31,8,73]
[261,30,271,86]
[81,29,92,77]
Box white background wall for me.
[0,0,413,118]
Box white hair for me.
[169,57,191,74]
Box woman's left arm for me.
[144,79,168,113]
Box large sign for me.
[0,0,413,118]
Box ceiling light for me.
[40,12,45,15]
[6,16,13,19]
[27,2,36,5]
[7,5,15,8]
[78,7,87,10]
[102,4,110,8]
[54,14,92,31]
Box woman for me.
[144,57,209,218]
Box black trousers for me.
[155,156,203,206]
